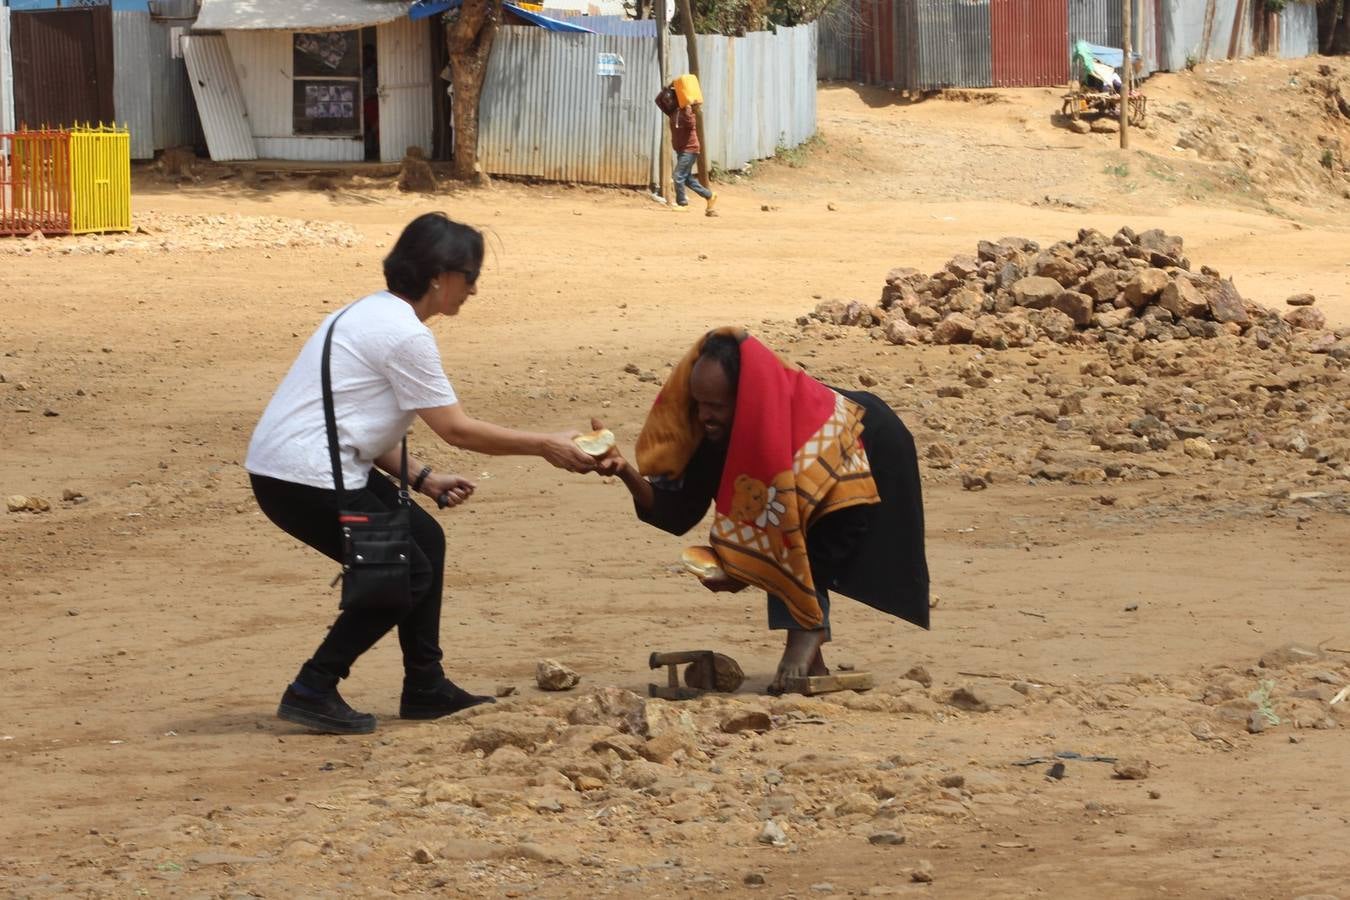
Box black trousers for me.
[250,472,446,693]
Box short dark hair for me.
[698,332,741,388]
[383,212,484,300]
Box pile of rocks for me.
[810,227,1333,351]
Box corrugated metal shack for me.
[0,0,199,160]
[818,0,1321,90]
[185,0,434,163]
[476,23,817,186]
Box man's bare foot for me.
[769,630,828,694]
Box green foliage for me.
[1264,0,1288,12]
[674,0,837,36]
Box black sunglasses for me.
[448,268,479,286]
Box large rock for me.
[1204,277,1250,325]
[1052,290,1094,326]
[1285,293,1316,307]
[884,317,922,346]
[536,659,581,691]
[932,313,977,345]
[945,255,981,279]
[1159,277,1208,319]
[1094,307,1134,329]
[1136,228,1184,260]
[945,287,984,314]
[881,280,921,311]
[947,683,1026,712]
[906,305,941,327]
[1285,306,1327,331]
[1011,276,1062,309]
[1032,252,1085,287]
[1032,307,1076,342]
[1123,269,1170,308]
[642,699,697,738]
[566,687,647,735]
[971,318,1010,349]
[1080,268,1121,302]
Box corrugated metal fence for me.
[820,0,1319,90]
[478,23,817,186]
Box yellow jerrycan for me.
[672,73,703,108]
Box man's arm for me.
[591,418,715,535]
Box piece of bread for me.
[573,428,616,457]
[681,545,726,580]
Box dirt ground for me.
[2,59,1349,898]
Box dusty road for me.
[2,64,1349,897]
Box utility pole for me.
[1119,0,1131,149]
[676,0,709,191]
[656,0,672,205]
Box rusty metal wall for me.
[10,6,116,129]
[915,0,992,89]
[990,0,1068,87]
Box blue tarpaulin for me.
[410,0,594,31]
[1079,41,1142,69]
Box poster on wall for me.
[293,32,360,78]
[293,80,360,134]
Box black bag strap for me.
[320,302,409,504]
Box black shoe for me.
[400,678,495,720]
[277,686,377,735]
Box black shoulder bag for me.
[321,305,414,613]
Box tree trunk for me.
[1317,0,1340,54]
[447,0,501,181]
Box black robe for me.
[636,389,930,629]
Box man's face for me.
[690,356,736,444]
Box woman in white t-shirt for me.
[246,212,596,735]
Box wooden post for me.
[676,0,710,190]
[1119,0,1131,149]
[657,0,672,204]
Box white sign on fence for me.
[596,52,625,77]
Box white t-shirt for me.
[246,292,458,490]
